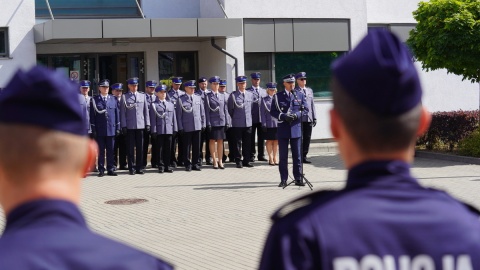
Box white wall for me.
[0,0,37,87]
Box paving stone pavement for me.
[1,143,480,269]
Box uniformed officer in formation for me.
[143,80,159,169]
[112,83,128,170]
[167,77,184,167]
[205,76,229,169]
[259,30,480,270]
[79,80,97,173]
[294,72,317,164]
[270,74,307,187]
[260,82,278,166]
[227,75,254,168]
[176,80,206,171]
[90,79,120,177]
[0,66,173,269]
[150,84,177,173]
[120,77,150,175]
[246,72,267,162]
[196,77,212,165]
[219,79,234,163]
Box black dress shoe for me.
[135,170,145,175]
[249,158,256,163]
[165,168,174,173]
[219,165,225,170]
[236,162,243,168]
[158,169,164,173]
[170,161,177,168]
[206,161,213,165]
[129,170,135,175]
[119,166,128,171]
[107,171,117,176]
[177,162,184,167]
[152,164,158,168]
[98,171,105,177]
[192,166,202,171]
[185,166,192,172]
[243,162,254,168]
[278,181,286,187]
[258,157,268,162]
[295,180,306,186]
[303,158,312,164]
[92,168,99,173]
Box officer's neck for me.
[238,89,246,93]
[100,93,108,97]
[159,97,166,101]
[129,89,137,93]
[285,89,292,93]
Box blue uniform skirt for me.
[210,126,226,140]
[264,128,278,140]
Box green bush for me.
[457,129,480,157]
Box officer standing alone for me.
[120,77,150,175]
[259,30,480,269]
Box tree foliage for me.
[407,0,480,83]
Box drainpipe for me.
[211,37,238,83]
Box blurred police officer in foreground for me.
[259,30,480,269]
[196,77,212,165]
[177,80,205,171]
[112,83,128,170]
[270,74,307,187]
[150,85,177,173]
[246,72,267,162]
[294,72,317,164]
[90,79,120,177]
[227,75,254,168]
[143,80,159,169]
[0,66,173,269]
[167,77,184,167]
[219,79,233,163]
[120,77,150,175]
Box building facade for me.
[1,0,478,139]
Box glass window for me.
[35,0,141,19]
[158,52,197,88]
[0,28,8,58]
[274,52,345,98]
[244,53,272,88]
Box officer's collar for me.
[346,160,417,189]
[5,199,87,232]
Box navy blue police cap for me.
[282,74,295,82]
[197,77,207,83]
[155,84,167,92]
[266,82,277,89]
[331,29,422,116]
[235,76,247,83]
[184,80,197,88]
[98,79,110,87]
[0,66,87,136]
[146,80,158,88]
[295,72,307,79]
[209,76,220,83]
[219,79,227,86]
[127,77,139,85]
[80,80,91,87]
[172,77,183,84]
[250,72,261,79]
[111,83,123,90]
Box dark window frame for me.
[0,28,9,58]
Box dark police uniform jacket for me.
[0,199,173,269]
[259,160,480,270]
[150,99,177,135]
[90,94,119,137]
[269,90,307,139]
[205,91,230,127]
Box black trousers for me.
[250,122,265,160]
[114,133,127,168]
[127,129,144,171]
[233,127,252,164]
[199,129,211,164]
[96,136,115,173]
[171,132,184,165]
[226,127,236,161]
[143,132,158,167]
[156,134,172,170]
[183,130,201,167]
[302,122,313,158]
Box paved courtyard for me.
[2,144,480,269]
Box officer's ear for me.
[329,108,341,140]
[82,139,98,177]
[416,106,431,137]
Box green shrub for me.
[457,129,480,157]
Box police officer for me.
[79,80,97,173]
[270,74,307,187]
[150,84,177,173]
[120,77,150,175]
[227,75,254,168]
[0,66,173,269]
[260,82,279,166]
[112,83,128,170]
[259,30,480,270]
[196,77,212,165]
[167,76,184,167]
[143,80,159,169]
[90,79,120,177]
[246,72,267,162]
[295,72,317,163]
[219,79,233,163]
[205,76,229,169]
[176,80,205,171]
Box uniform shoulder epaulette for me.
[271,190,339,221]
